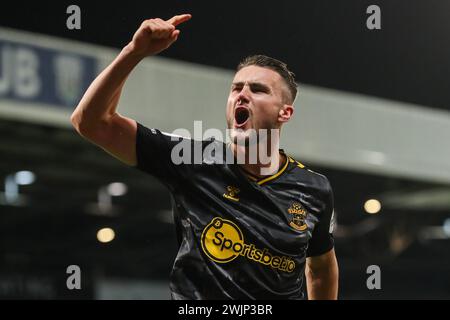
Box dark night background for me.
[1,0,449,111]
[1,0,449,299]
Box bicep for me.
[81,113,138,166]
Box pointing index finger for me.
[167,14,192,27]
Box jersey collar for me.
[238,151,290,185]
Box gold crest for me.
[223,186,240,202]
[288,202,308,231]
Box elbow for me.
[70,109,112,144]
[70,109,97,138]
[70,111,82,133]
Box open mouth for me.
[234,107,250,127]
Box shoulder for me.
[137,123,222,149]
[286,155,332,194]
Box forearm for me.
[306,257,339,300]
[70,44,144,132]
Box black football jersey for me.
[135,122,335,300]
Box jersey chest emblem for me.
[223,185,240,202]
[288,202,308,231]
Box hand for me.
[129,14,191,58]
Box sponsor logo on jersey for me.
[288,202,308,231]
[201,217,296,272]
[223,186,240,202]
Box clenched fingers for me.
[143,18,175,39]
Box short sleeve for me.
[306,180,335,257]
[135,122,191,188]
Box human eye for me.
[231,84,242,92]
[251,85,268,93]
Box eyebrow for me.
[231,82,271,92]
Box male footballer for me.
[71,14,339,299]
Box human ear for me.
[278,105,294,123]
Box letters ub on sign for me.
[0,39,97,108]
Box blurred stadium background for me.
[0,0,449,299]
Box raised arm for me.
[70,14,192,165]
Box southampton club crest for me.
[288,202,308,231]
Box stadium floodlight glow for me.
[14,171,36,185]
[97,227,115,243]
[107,182,128,197]
[3,170,36,203]
[364,199,381,214]
[96,182,127,214]
[443,218,450,237]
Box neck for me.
[231,138,284,177]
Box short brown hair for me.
[237,55,297,104]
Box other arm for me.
[305,248,339,300]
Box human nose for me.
[236,85,250,105]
